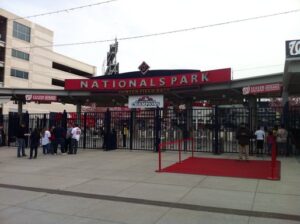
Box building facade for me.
[0,8,96,114]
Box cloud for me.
[1,0,300,78]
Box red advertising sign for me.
[25,94,57,102]
[64,68,231,91]
[242,83,282,95]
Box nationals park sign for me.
[64,68,231,92]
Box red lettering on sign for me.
[64,68,231,91]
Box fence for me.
[1,105,300,155]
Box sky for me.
[1,0,300,79]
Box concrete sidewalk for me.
[0,147,299,224]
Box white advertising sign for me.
[128,95,164,108]
[242,83,281,95]
[25,94,57,102]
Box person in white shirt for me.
[41,128,51,154]
[71,123,81,154]
[255,127,265,156]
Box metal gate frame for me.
[2,106,300,155]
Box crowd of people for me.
[236,123,288,160]
[16,123,81,159]
[12,119,293,160]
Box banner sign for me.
[25,94,57,102]
[64,68,231,92]
[286,39,300,58]
[242,83,282,95]
[128,95,163,108]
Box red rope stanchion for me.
[156,138,195,172]
[268,142,279,180]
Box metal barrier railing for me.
[157,138,194,172]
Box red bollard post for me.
[268,143,279,180]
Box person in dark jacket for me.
[236,123,251,160]
[16,123,27,157]
[53,125,66,154]
[29,128,40,159]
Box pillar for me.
[18,100,23,125]
[129,109,136,150]
[281,90,289,127]
[213,105,219,154]
[186,101,193,137]
[76,103,82,125]
[154,107,161,152]
[248,95,257,131]
[282,90,289,107]
[282,90,290,155]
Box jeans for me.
[239,144,249,160]
[277,142,287,155]
[65,138,71,153]
[53,138,65,154]
[30,146,38,158]
[42,143,50,154]
[71,139,78,154]
[17,138,26,157]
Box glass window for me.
[52,78,65,87]
[12,49,30,61]
[10,69,29,79]
[13,21,31,42]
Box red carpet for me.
[160,157,280,180]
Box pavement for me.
[0,146,299,224]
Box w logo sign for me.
[287,40,300,58]
[25,95,32,101]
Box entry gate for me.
[3,106,300,155]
